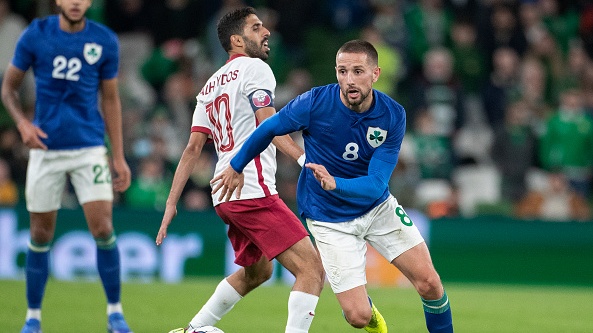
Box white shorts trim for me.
[306,195,424,293]
[26,146,114,212]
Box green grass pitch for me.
[1,279,592,332]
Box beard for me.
[244,37,269,61]
[341,88,371,109]
[60,9,84,25]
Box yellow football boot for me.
[364,301,388,333]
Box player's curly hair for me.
[217,6,257,52]
[337,40,379,66]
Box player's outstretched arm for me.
[156,132,208,245]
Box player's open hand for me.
[17,119,47,150]
[306,163,336,191]
[156,204,177,246]
[210,165,244,202]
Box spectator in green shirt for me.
[539,86,593,198]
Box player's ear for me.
[372,66,381,83]
[231,35,243,48]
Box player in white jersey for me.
[155,7,324,333]
[194,54,280,206]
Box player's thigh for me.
[306,218,367,294]
[69,146,114,205]
[391,242,440,287]
[25,149,68,212]
[366,196,425,263]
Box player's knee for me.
[297,257,325,287]
[416,273,443,300]
[259,264,274,283]
[345,308,373,329]
[312,261,326,287]
[91,225,114,240]
[247,265,273,288]
[29,229,54,245]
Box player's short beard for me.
[60,9,84,25]
[244,37,269,61]
[342,88,370,109]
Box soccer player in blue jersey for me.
[1,1,132,332]
[213,40,454,333]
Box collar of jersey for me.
[227,54,247,64]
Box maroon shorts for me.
[215,194,309,267]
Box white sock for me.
[285,291,319,333]
[107,302,123,315]
[189,278,242,327]
[26,309,41,321]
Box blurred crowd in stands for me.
[1,0,593,222]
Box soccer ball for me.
[191,326,224,333]
[167,327,224,333]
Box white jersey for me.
[192,54,278,206]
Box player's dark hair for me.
[217,7,257,52]
[337,40,379,66]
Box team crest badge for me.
[251,90,272,108]
[83,43,102,65]
[366,127,387,148]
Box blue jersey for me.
[11,15,119,150]
[278,84,406,222]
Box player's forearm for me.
[1,66,27,125]
[333,157,396,199]
[102,99,126,161]
[100,78,126,160]
[272,134,304,163]
[2,90,26,125]
[167,145,204,206]
[334,175,387,199]
[104,117,125,160]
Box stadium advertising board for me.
[0,206,227,283]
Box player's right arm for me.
[156,131,209,245]
[1,64,47,150]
